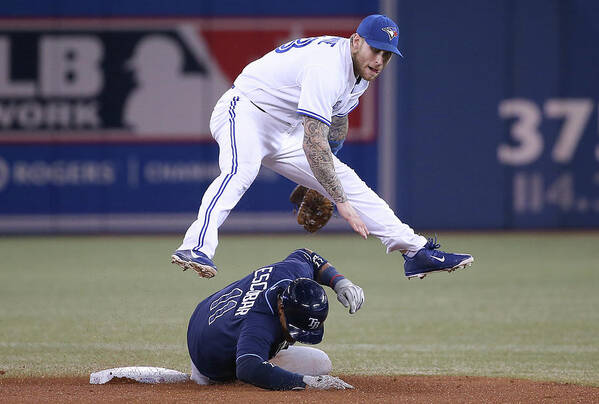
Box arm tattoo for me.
[328,115,348,144]
[303,116,347,203]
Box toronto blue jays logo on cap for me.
[357,14,403,56]
[381,26,398,41]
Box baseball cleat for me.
[171,249,218,278]
[403,237,474,279]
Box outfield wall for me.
[0,0,598,233]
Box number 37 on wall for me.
[497,98,597,165]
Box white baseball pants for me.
[178,88,426,257]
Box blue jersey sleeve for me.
[235,309,305,390]
[279,249,328,278]
[236,310,281,361]
[236,355,305,390]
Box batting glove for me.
[333,279,364,314]
[303,375,354,390]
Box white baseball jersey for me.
[178,35,427,260]
[233,36,368,126]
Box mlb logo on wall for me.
[0,18,375,143]
[0,19,228,141]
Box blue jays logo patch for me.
[381,26,398,41]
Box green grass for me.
[1,233,598,386]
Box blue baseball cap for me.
[356,14,403,57]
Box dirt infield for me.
[1,375,598,403]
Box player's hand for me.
[302,375,354,390]
[336,201,369,239]
[333,279,364,314]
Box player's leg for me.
[263,144,427,253]
[190,359,211,385]
[173,90,265,276]
[331,161,474,278]
[269,346,332,376]
[264,139,473,278]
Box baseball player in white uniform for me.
[172,14,474,280]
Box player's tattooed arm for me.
[303,116,347,203]
[328,115,348,144]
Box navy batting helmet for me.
[280,278,329,344]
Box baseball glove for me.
[290,185,334,233]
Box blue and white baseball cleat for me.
[171,249,218,278]
[403,238,474,279]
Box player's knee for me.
[312,348,332,375]
[234,161,262,185]
[298,347,332,376]
[270,346,332,376]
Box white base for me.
[90,366,190,384]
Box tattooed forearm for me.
[328,115,348,143]
[303,116,347,203]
